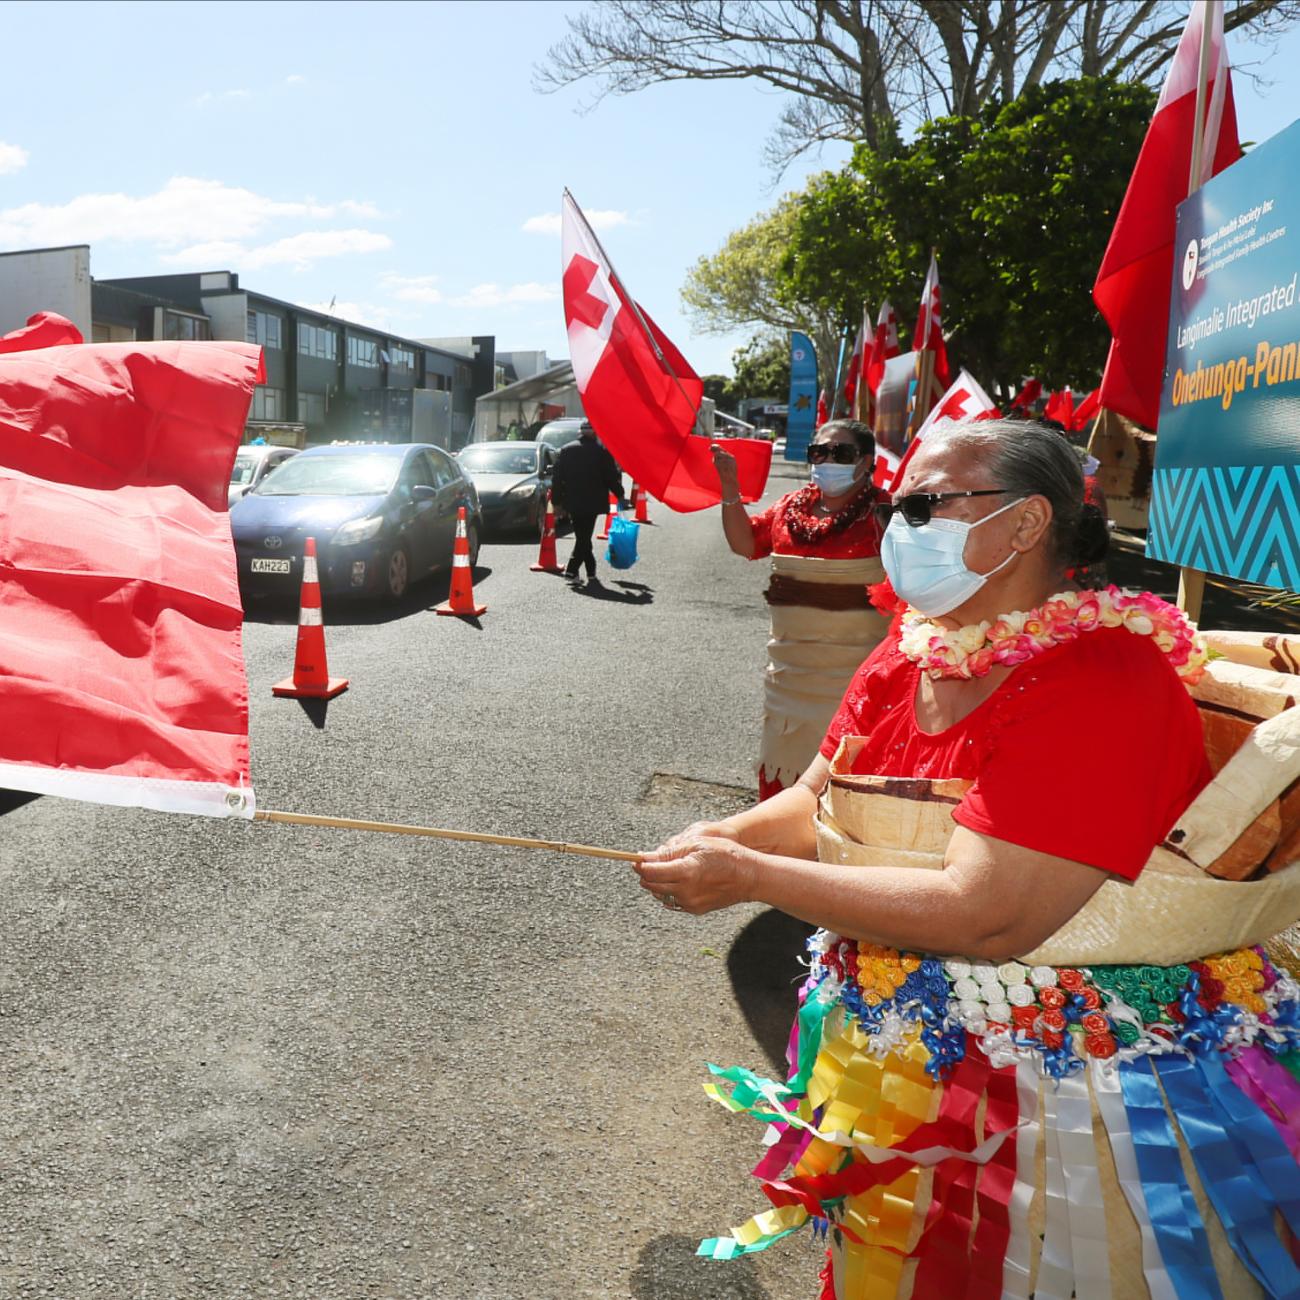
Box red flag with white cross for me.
[912,253,951,390]
[561,191,771,512]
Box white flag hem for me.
[0,761,256,820]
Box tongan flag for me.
[865,300,899,396]
[884,369,996,490]
[842,306,869,414]
[0,314,262,818]
[912,253,951,390]
[1093,0,1239,429]
[561,191,771,511]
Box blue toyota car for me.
[229,443,481,603]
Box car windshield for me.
[460,446,538,475]
[254,453,398,497]
[230,451,264,486]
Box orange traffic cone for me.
[272,537,349,699]
[633,483,653,525]
[436,506,487,617]
[597,492,619,541]
[530,492,563,573]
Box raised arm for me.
[712,444,756,559]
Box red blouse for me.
[749,489,883,560]
[819,626,1211,880]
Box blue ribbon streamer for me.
[1119,1057,1223,1300]
[1155,1053,1300,1298]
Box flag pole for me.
[255,808,641,862]
[564,188,704,432]
[852,303,869,422]
[828,331,849,419]
[1176,1,1214,622]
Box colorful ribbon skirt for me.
[699,934,1300,1299]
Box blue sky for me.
[0,0,1297,375]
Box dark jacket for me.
[551,435,623,516]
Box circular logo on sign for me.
[792,347,806,362]
[1181,237,1199,291]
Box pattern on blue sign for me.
[1148,465,1300,591]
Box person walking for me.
[550,421,624,584]
[713,419,887,799]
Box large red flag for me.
[0,314,262,817]
[865,300,900,396]
[842,306,869,413]
[912,253,951,390]
[561,192,771,512]
[1093,0,1239,429]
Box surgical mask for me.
[881,498,1024,617]
[810,462,861,496]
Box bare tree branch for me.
[535,1,1300,175]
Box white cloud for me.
[194,88,253,107]
[522,209,629,236]
[285,74,307,86]
[0,177,378,251]
[381,273,443,304]
[0,142,28,175]
[304,300,397,331]
[448,282,559,308]
[163,228,392,271]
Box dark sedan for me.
[457,440,555,536]
[229,443,481,602]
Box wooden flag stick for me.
[254,808,641,862]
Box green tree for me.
[779,76,1157,394]
[680,196,842,376]
[728,335,791,403]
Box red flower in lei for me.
[781,483,877,546]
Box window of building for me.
[298,391,326,425]
[390,345,415,372]
[298,323,338,360]
[347,336,379,368]
[457,364,471,388]
[163,310,210,341]
[251,386,285,421]
[246,310,283,350]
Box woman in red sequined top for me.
[713,420,888,800]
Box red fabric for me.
[1043,389,1074,427]
[866,301,900,396]
[912,253,951,390]
[1071,388,1100,431]
[0,314,262,812]
[820,626,1210,880]
[561,194,772,512]
[1009,379,1041,412]
[757,767,786,802]
[749,490,883,560]
[816,390,830,426]
[1093,4,1239,429]
[843,315,868,411]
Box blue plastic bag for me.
[605,514,640,569]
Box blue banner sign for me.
[786,332,818,462]
[1149,117,1300,590]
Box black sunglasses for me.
[874,488,1013,529]
[806,443,863,465]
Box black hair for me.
[814,418,875,460]
[935,418,1108,571]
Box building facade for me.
[0,247,497,449]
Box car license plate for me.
[251,557,292,574]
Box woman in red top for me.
[713,420,887,800]
[626,422,1300,1299]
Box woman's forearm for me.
[716,782,820,859]
[747,854,1015,957]
[720,500,756,558]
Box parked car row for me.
[229,442,481,604]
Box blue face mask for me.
[881,497,1023,617]
[810,462,861,496]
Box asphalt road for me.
[0,463,819,1300]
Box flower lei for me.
[781,482,877,545]
[898,585,1209,686]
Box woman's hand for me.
[710,443,741,494]
[634,833,758,915]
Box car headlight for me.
[333,515,385,546]
[507,481,536,498]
